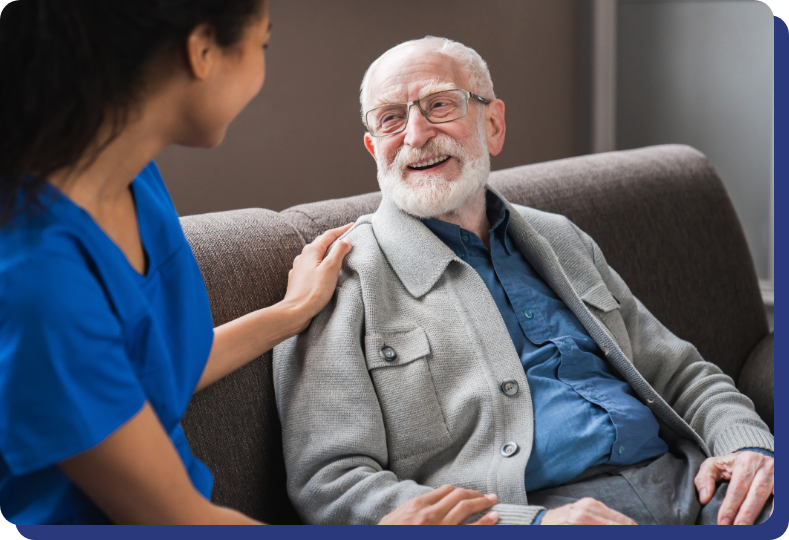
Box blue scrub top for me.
[0,162,215,524]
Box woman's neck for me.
[49,109,170,215]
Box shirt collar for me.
[421,189,514,256]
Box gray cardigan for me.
[273,187,773,525]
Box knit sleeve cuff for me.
[491,503,546,525]
[713,424,774,457]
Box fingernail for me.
[721,518,731,525]
[485,493,498,502]
[699,488,708,500]
[488,511,499,519]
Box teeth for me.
[411,155,449,169]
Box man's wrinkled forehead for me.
[367,48,468,108]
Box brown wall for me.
[155,0,581,216]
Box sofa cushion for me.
[281,192,382,244]
[180,208,303,524]
[738,332,774,433]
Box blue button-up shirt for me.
[423,192,668,492]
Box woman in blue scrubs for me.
[0,0,498,526]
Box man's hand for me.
[540,498,637,525]
[694,451,774,525]
[379,485,499,525]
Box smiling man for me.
[273,37,774,525]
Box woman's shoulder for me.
[1,235,114,328]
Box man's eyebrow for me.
[370,91,403,108]
[370,80,458,109]
[418,79,457,99]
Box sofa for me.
[178,144,774,524]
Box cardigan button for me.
[379,346,397,362]
[500,380,520,396]
[501,442,519,457]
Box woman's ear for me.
[185,23,217,80]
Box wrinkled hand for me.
[541,498,637,525]
[695,451,774,525]
[282,223,354,334]
[379,485,499,525]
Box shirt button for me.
[379,346,397,362]
[523,310,534,319]
[563,341,572,351]
[501,442,519,457]
[619,445,625,455]
[500,379,520,396]
[456,250,464,258]
[461,234,469,243]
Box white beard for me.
[375,130,490,219]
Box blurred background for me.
[155,0,774,324]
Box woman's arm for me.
[59,402,498,525]
[195,223,354,392]
[59,403,260,524]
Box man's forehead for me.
[368,49,467,107]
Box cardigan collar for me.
[370,185,541,298]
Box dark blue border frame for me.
[10,14,788,540]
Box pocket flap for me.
[365,327,432,370]
[581,282,620,313]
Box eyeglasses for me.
[364,89,491,138]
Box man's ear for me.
[364,133,377,160]
[186,23,217,80]
[486,99,506,156]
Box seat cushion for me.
[180,209,304,524]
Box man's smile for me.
[407,155,452,171]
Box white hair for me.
[359,36,495,120]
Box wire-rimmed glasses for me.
[364,89,491,137]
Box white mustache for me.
[387,134,467,175]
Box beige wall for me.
[156,0,582,216]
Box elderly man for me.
[273,37,774,526]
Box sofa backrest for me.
[280,144,768,382]
[180,209,303,524]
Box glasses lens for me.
[367,105,408,136]
[420,90,467,122]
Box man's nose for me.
[402,104,438,149]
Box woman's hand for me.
[540,498,636,525]
[379,485,499,525]
[282,223,354,333]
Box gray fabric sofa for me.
[178,144,774,524]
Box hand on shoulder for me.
[281,223,354,334]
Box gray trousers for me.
[527,440,772,525]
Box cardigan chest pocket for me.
[581,282,633,361]
[364,327,452,461]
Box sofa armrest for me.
[737,332,774,433]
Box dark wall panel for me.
[156,0,581,216]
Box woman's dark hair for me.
[0,0,265,225]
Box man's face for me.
[363,48,504,218]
